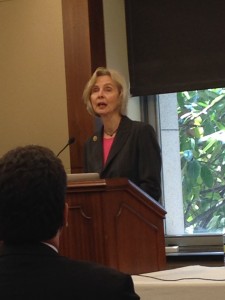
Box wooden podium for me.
[59,178,167,275]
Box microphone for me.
[56,137,75,157]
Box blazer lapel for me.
[90,131,104,172]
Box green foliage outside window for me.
[177,88,225,233]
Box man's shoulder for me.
[58,256,128,279]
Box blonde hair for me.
[82,67,129,117]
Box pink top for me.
[103,137,114,164]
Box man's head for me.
[0,145,67,244]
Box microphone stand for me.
[56,137,75,157]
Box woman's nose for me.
[97,89,104,97]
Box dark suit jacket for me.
[84,116,161,201]
[0,243,140,300]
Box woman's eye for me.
[91,87,99,93]
[104,87,112,92]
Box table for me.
[132,265,225,300]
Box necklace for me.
[104,128,118,137]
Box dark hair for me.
[0,145,67,244]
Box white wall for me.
[158,94,184,234]
[0,0,70,171]
[103,0,141,121]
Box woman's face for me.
[90,75,121,117]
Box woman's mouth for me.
[97,102,107,108]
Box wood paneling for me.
[59,178,167,275]
[61,0,106,172]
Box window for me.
[178,88,225,234]
[158,88,225,235]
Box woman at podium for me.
[82,67,161,201]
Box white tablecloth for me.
[132,265,225,300]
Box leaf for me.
[207,215,219,230]
[194,126,204,138]
[187,159,201,183]
[202,138,216,152]
[194,116,202,126]
[201,165,214,188]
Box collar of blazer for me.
[0,242,59,257]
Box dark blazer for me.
[84,116,161,201]
[0,243,140,300]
